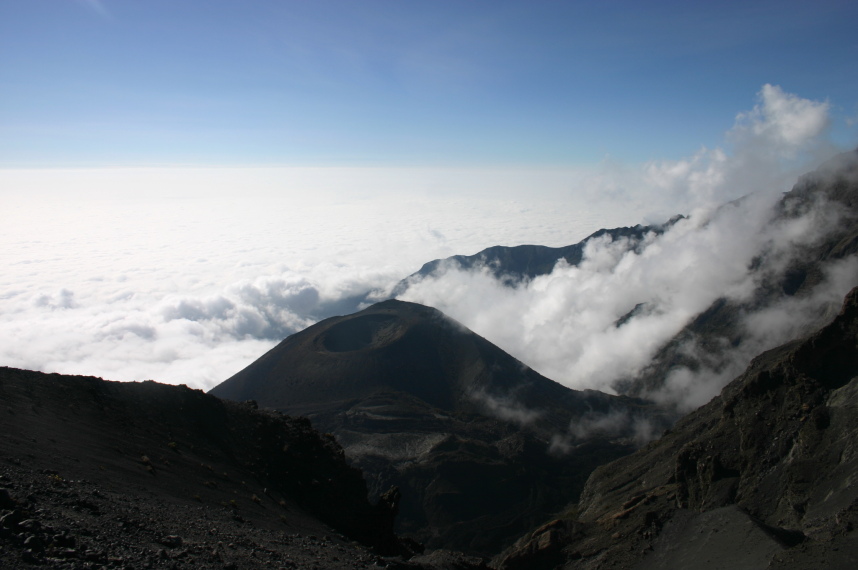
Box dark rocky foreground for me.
[211,300,671,555]
[495,286,858,569]
[3,292,856,570]
[0,368,485,569]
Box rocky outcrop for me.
[0,367,408,568]
[495,286,858,569]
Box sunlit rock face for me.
[211,299,672,555]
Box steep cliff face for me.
[211,299,671,555]
[496,286,858,569]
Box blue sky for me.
[1,0,856,167]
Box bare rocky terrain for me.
[0,368,484,569]
[4,280,857,569]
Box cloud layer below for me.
[0,166,621,389]
[1,85,853,404]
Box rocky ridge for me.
[495,286,858,569]
[394,223,675,291]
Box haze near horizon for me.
[1,1,856,396]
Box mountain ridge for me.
[393,221,681,295]
[5,153,858,568]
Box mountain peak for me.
[210,299,669,554]
[210,299,577,421]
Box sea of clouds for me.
[0,164,623,388]
[1,85,854,409]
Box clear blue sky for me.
[1,0,856,167]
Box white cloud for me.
[469,388,542,426]
[33,288,77,310]
[580,84,835,224]
[400,86,853,409]
[653,256,858,410]
[549,409,657,454]
[399,196,782,393]
[736,84,830,150]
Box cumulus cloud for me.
[583,84,835,224]
[735,84,830,150]
[0,267,388,390]
[33,288,77,310]
[652,256,858,409]
[0,165,620,390]
[0,284,283,391]
[161,276,320,340]
[400,194,783,390]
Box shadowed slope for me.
[211,300,671,555]
[0,368,407,569]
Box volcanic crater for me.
[319,314,405,353]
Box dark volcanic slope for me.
[211,299,624,423]
[0,368,413,569]
[496,286,858,570]
[211,300,670,556]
